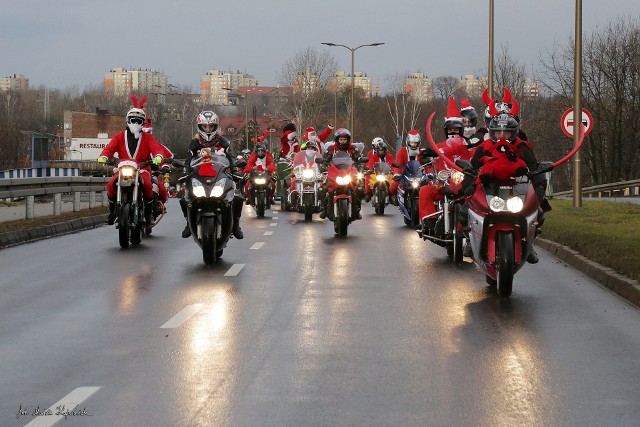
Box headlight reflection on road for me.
[190,291,229,356]
[114,265,153,315]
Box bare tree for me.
[432,76,459,101]
[278,47,338,132]
[539,15,640,184]
[384,73,424,150]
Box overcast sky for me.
[2,0,639,93]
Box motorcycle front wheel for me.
[256,191,266,218]
[410,197,420,229]
[201,216,218,265]
[335,198,349,237]
[118,203,131,249]
[303,193,314,222]
[496,231,514,297]
[452,204,463,264]
[375,187,386,215]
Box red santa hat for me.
[460,98,475,112]
[303,127,317,142]
[445,97,462,121]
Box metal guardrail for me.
[0,176,110,219]
[551,179,640,198]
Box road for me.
[1,199,640,426]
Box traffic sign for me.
[561,108,594,138]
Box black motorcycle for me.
[174,155,237,265]
[247,168,274,218]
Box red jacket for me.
[366,152,394,170]
[99,131,165,167]
[279,131,300,159]
[394,146,423,172]
[244,151,277,174]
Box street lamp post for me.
[488,0,495,98]
[321,42,384,138]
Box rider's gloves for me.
[393,173,402,181]
[153,155,163,165]
[97,156,107,164]
[244,173,250,180]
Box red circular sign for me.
[561,108,594,138]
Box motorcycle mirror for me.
[391,162,400,168]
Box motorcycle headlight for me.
[506,196,524,213]
[120,166,135,179]
[489,196,506,212]
[336,175,352,185]
[302,169,314,179]
[211,186,224,198]
[357,172,364,180]
[436,171,449,182]
[376,174,387,182]
[192,178,207,198]
[410,179,420,188]
[295,172,302,179]
[254,177,267,185]
[451,171,465,185]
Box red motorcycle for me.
[319,151,364,236]
[426,113,585,297]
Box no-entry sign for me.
[561,108,594,138]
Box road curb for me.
[536,238,640,307]
[0,214,108,248]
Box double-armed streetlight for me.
[321,42,385,137]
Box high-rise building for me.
[403,72,433,102]
[0,74,29,91]
[458,74,485,98]
[524,78,541,99]
[103,67,169,102]
[329,70,376,99]
[200,70,258,105]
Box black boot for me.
[181,220,191,238]
[526,241,539,264]
[420,218,436,233]
[144,201,154,226]
[232,217,244,239]
[106,201,117,225]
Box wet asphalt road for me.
[1,199,640,427]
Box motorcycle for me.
[425,112,585,297]
[277,157,293,211]
[368,162,394,215]
[394,160,429,228]
[418,164,467,263]
[247,167,274,218]
[318,151,364,237]
[289,151,323,221]
[107,158,156,249]
[174,153,237,265]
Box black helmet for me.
[334,128,352,149]
[375,142,387,157]
[488,114,519,143]
[443,117,464,138]
[254,143,267,158]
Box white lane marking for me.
[24,386,101,427]
[250,242,265,250]
[224,263,245,276]
[272,216,279,220]
[270,223,277,227]
[160,304,203,329]
[264,231,274,236]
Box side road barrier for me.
[551,178,640,198]
[0,177,110,218]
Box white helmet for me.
[372,137,385,149]
[197,111,220,142]
[126,108,146,135]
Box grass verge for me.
[543,199,640,281]
[0,207,108,234]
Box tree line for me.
[1,15,638,191]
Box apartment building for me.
[103,67,169,101]
[329,71,376,99]
[0,74,29,91]
[403,72,433,103]
[200,69,258,105]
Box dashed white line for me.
[160,304,203,329]
[224,263,245,276]
[250,242,265,250]
[270,223,278,227]
[264,231,274,236]
[24,387,101,427]
[272,216,279,220]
